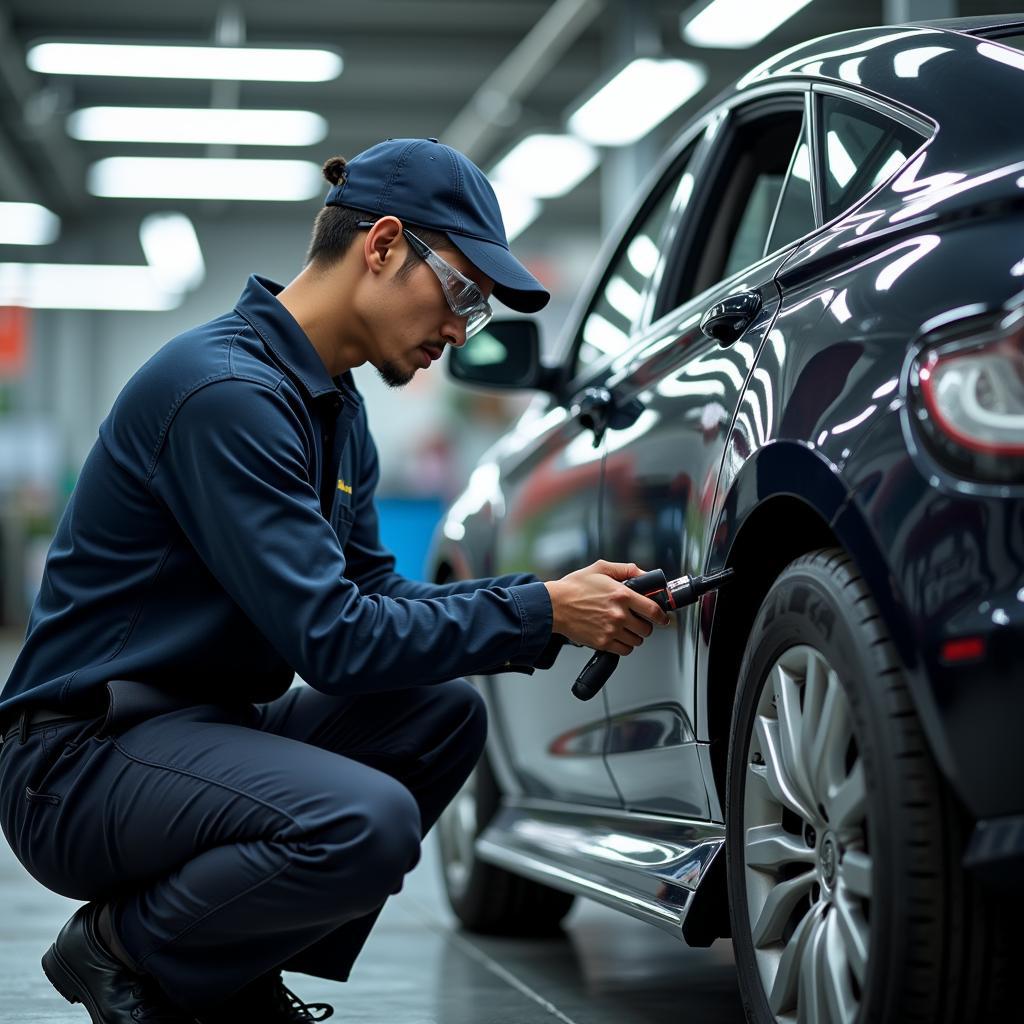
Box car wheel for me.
[437,743,575,935]
[725,547,1010,1024]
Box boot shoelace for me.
[274,979,334,1021]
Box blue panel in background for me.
[375,497,445,581]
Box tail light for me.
[910,307,1024,484]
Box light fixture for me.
[682,0,814,49]
[27,42,342,82]
[0,211,208,311]
[0,202,60,245]
[88,157,322,201]
[491,134,599,199]
[68,107,328,146]
[140,214,204,292]
[568,59,707,146]
[0,264,178,310]
[490,182,542,241]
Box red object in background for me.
[940,636,986,664]
[0,306,30,378]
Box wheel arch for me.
[684,441,917,945]
[703,440,918,782]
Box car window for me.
[721,172,784,280]
[679,106,808,302]
[764,124,814,257]
[820,95,924,223]
[572,150,698,378]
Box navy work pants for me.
[0,679,487,1010]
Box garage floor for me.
[0,637,746,1024]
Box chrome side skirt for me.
[476,798,725,937]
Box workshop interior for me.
[1,2,1022,1023]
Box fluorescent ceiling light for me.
[68,107,327,146]
[0,210,207,311]
[27,42,342,81]
[490,182,541,241]
[0,202,60,245]
[492,134,599,199]
[88,157,322,201]
[682,0,814,49]
[0,264,178,310]
[140,214,204,292]
[568,59,707,146]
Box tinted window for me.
[820,96,923,222]
[722,173,784,279]
[573,151,697,376]
[683,107,808,300]
[765,126,814,255]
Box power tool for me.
[572,567,735,701]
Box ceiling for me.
[0,0,1021,242]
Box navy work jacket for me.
[1,276,558,717]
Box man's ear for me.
[363,217,404,275]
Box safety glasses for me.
[357,220,493,339]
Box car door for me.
[593,89,821,818]
[488,142,704,807]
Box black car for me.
[431,16,1024,1024]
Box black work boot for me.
[41,903,195,1023]
[197,971,334,1022]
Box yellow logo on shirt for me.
[337,478,353,494]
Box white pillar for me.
[883,0,956,23]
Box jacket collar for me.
[234,274,360,410]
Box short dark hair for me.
[306,155,452,276]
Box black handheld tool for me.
[571,567,735,701]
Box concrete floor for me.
[0,635,746,1024]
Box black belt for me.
[1,681,211,747]
[0,707,101,745]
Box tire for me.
[436,743,575,935]
[724,547,1016,1024]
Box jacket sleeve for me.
[340,406,571,671]
[147,378,554,694]
[342,409,535,599]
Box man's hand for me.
[544,560,672,656]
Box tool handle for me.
[572,650,619,701]
[571,570,668,701]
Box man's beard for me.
[376,359,415,388]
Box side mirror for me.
[447,319,557,393]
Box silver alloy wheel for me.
[438,766,479,899]
[743,645,872,1024]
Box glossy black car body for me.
[432,16,1024,1019]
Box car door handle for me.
[700,290,762,346]
[571,386,613,446]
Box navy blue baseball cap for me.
[323,138,549,313]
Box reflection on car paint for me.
[430,18,1024,959]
